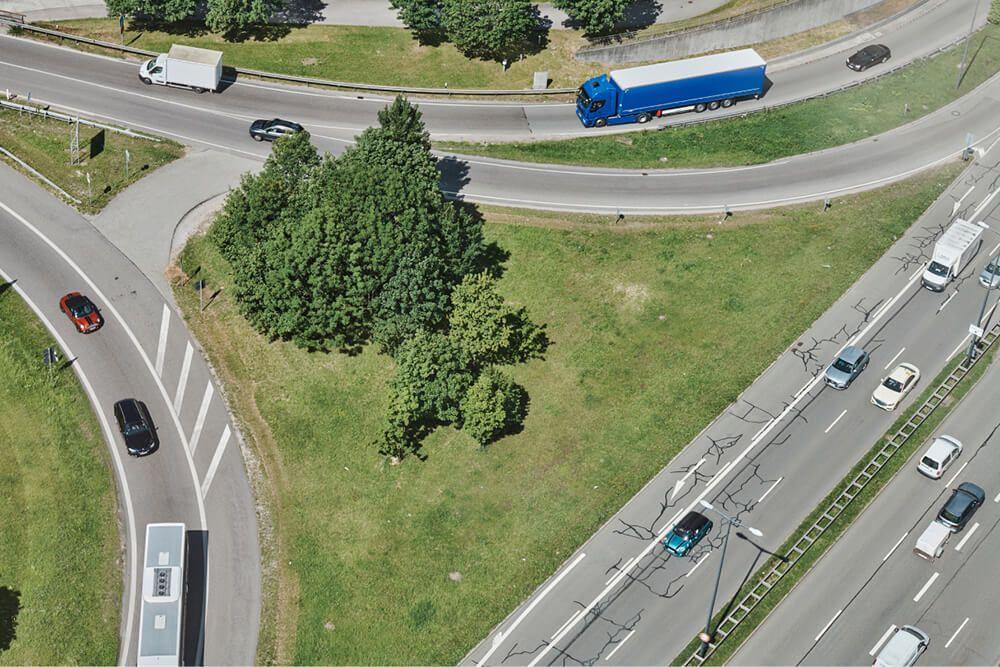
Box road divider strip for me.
[676,323,1000,666]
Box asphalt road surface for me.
[732,356,1000,667]
[0,163,260,665]
[462,142,1000,666]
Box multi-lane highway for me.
[0,0,994,213]
[0,163,260,665]
[733,357,1000,666]
[461,144,1000,666]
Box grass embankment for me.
[171,164,960,664]
[439,24,1000,168]
[39,19,599,90]
[674,341,998,665]
[0,107,184,213]
[0,288,120,664]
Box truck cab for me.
[576,75,616,128]
[139,54,168,86]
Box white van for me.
[913,520,949,560]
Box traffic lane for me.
[731,359,1000,665]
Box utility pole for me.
[965,245,998,366]
[956,0,981,89]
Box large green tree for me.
[552,0,631,35]
[205,0,284,36]
[460,368,527,446]
[441,0,542,60]
[389,0,443,39]
[106,0,195,22]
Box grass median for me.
[0,288,121,664]
[438,24,1000,168]
[672,341,998,666]
[0,107,184,213]
[171,163,959,664]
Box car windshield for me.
[577,86,591,107]
[882,377,903,392]
[985,261,1000,275]
[920,456,939,469]
[833,358,854,373]
[124,422,147,436]
[72,302,93,317]
[927,261,950,277]
[940,504,963,523]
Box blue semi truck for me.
[576,49,767,128]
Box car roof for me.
[925,436,959,460]
[955,481,985,501]
[887,365,914,382]
[115,398,142,419]
[66,293,89,305]
[676,511,709,531]
[839,346,865,363]
[878,627,920,664]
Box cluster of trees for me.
[212,97,547,457]
[390,0,632,49]
[390,0,546,60]
[107,0,282,36]
[991,0,1000,25]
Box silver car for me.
[979,258,1000,288]
[874,625,929,667]
[824,345,870,389]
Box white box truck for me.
[139,44,223,93]
[922,218,983,292]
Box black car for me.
[937,481,985,531]
[113,398,158,456]
[249,118,304,142]
[846,44,891,71]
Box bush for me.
[460,369,528,446]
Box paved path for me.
[10,0,731,28]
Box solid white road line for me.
[173,341,193,412]
[551,610,582,640]
[884,347,906,370]
[758,477,783,504]
[605,630,636,661]
[201,425,231,496]
[659,509,686,534]
[825,410,847,434]
[155,303,170,376]
[994,489,1000,503]
[870,625,898,656]
[476,551,586,667]
[945,617,970,648]
[814,609,842,642]
[937,291,957,313]
[991,241,1000,256]
[605,558,634,586]
[910,266,925,281]
[883,531,909,562]
[954,522,980,551]
[189,382,214,454]
[752,418,775,442]
[945,461,969,488]
[0,266,139,665]
[970,186,1000,221]
[952,186,975,215]
[527,259,929,667]
[686,552,711,578]
[913,572,939,602]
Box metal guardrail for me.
[0,97,161,140]
[681,322,1000,666]
[0,145,81,203]
[0,17,576,96]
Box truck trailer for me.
[139,44,223,93]
[922,218,983,292]
[575,49,767,128]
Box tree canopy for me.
[552,0,631,35]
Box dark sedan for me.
[249,118,304,142]
[937,482,986,531]
[113,398,158,456]
[846,44,891,71]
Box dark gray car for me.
[113,398,158,456]
[824,345,870,389]
[979,258,1000,288]
[937,482,985,531]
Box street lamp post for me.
[696,500,763,658]
[956,0,982,90]
[965,245,999,366]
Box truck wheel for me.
[594,118,607,128]
[708,100,720,111]
[140,77,152,85]
[694,103,707,113]
[636,113,651,124]
[721,98,734,108]
[193,87,206,94]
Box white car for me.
[871,363,920,411]
[874,625,929,667]
[917,435,962,479]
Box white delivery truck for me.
[922,218,983,292]
[139,44,223,93]
[913,519,950,560]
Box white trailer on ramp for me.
[137,523,186,667]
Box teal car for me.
[664,511,713,557]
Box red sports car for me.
[60,292,103,333]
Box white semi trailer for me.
[922,218,983,292]
[139,44,223,93]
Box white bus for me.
[137,523,186,666]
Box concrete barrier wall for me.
[577,0,887,64]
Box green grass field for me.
[0,107,184,213]
[439,24,1000,168]
[0,288,120,665]
[172,164,961,664]
[39,19,600,90]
